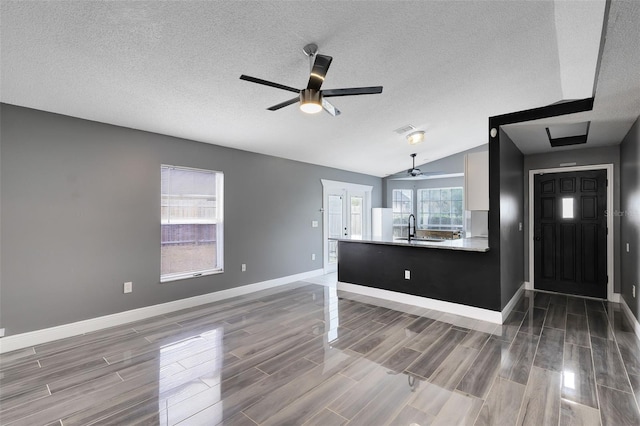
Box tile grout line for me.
[557,300,568,425]
[597,382,637,395]
[473,373,501,424]
[325,406,349,422]
[241,409,261,425]
[5,284,638,425]
[585,299,604,421]
[606,306,640,416]
[514,292,548,424]
[445,332,484,392]
[254,366,269,376]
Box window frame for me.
[417,186,464,230]
[161,165,224,283]
[392,189,413,238]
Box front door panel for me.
[533,170,607,298]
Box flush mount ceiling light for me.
[406,130,425,145]
[299,89,322,114]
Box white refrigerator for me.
[372,208,393,240]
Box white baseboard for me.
[337,282,503,324]
[0,269,324,354]
[620,296,640,342]
[526,281,620,303]
[501,283,525,322]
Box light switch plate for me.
[124,282,132,293]
[627,243,630,253]
[404,270,410,280]
[312,221,318,228]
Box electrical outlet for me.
[241,263,246,272]
[312,220,318,228]
[123,282,132,293]
[0,328,5,338]
[311,253,316,260]
[404,270,411,280]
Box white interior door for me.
[321,180,373,273]
[348,193,365,239]
[326,193,345,271]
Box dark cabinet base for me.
[337,241,501,311]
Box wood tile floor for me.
[1,279,640,425]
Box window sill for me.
[161,269,223,283]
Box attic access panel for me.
[546,121,590,147]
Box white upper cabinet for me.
[464,151,489,210]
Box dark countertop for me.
[333,236,489,252]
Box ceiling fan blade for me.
[240,75,300,94]
[321,98,341,116]
[267,96,300,111]
[389,176,423,181]
[389,172,464,181]
[307,54,332,91]
[322,86,383,97]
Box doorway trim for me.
[527,164,616,301]
[321,179,373,273]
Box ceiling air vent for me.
[546,122,590,147]
[393,124,416,135]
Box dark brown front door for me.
[533,170,607,298]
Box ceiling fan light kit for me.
[407,130,425,145]
[299,89,322,114]
[240,43,383,116]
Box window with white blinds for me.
[161,165,224,282]
[392,189,413,238]
[417,187,463,230]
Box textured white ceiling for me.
[1,0,636,176]
[503,0,640,155]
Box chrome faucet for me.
[407,214,416,242]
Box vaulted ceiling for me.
[1,1,638,177]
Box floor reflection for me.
[158,327,223,424]
[2,277,639,425]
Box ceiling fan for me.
[239,43,383,116]
[407,153,423,177]
[389,153,462,181]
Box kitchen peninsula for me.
[335,235,500,321]
[335,121,530,324]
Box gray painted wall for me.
[499,130,525,308]
[383,145,488,209]
[620,116,640,321]
[523,146,621,292]
[0,104,382,336]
